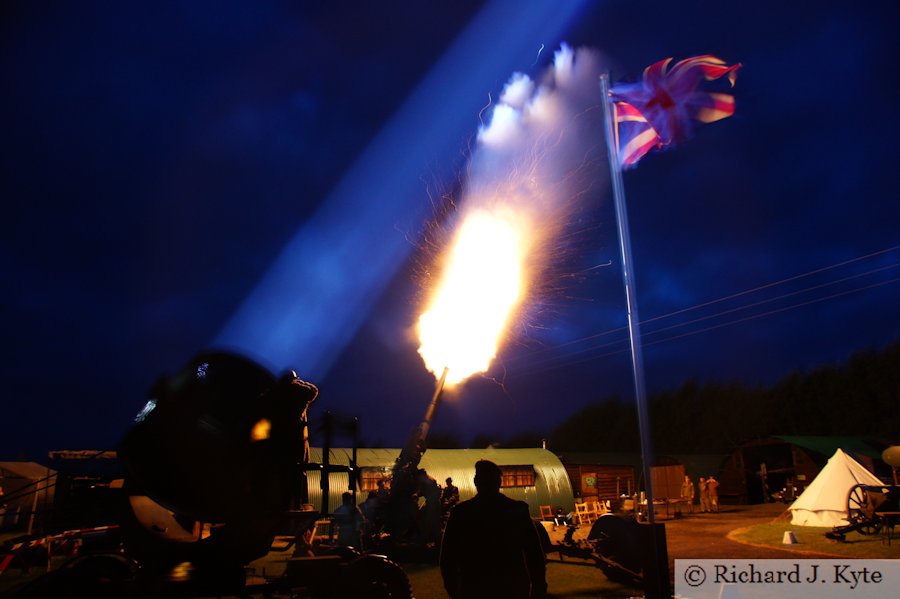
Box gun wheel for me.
[847,484,882,535]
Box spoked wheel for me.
[846,484,883,535]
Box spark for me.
[417,207,532,385]
[416,44,609,387]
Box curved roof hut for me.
[307,447,574,516]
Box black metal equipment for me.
[370,367,448,556]
[534,512,668,589]
[9,351,412,598]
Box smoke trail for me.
[214,5,590,379]
[472,46,608,299]
[468,44,608,271]
[416,45,610,380]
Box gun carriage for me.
[826,483,900,541]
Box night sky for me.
[3,1,899,460]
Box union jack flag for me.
[613,101,662,168]
[611,55,741,168]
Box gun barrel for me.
[393,366,449,480]
[420,366,449,440]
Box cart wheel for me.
[847,484,883,535]
[847,485,869,521]
[857,519,883,536]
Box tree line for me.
[546,338,900,454]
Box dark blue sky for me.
[3,1,899,459]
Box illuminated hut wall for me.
[557,452,729,505]
[0,461,57,534]
[557,453,639,504]
[307,447,574,516]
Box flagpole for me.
[599,73,656,523]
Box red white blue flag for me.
[610,55,741,168]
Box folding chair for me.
[539,505,554,521]
[574,502,592,526]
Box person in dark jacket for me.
[439,460,546,599]
[441,476,460,514]
[332,491,365,548]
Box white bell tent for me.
[788,448,883,527]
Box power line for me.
[642,276,900,351]
[641,262,900,341]
[641,244,900,327]
[508,244,900,363]
[516,246,900,355]
[520,276,900,377]
[533,246,900,353]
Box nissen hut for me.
[307,447,574,516]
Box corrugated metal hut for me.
[307,447,574,517]
[718,436,889,504]
[0,461,57,533]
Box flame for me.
[417,207,531,385]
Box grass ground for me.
[729,521,900,559]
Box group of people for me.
[332,472,463,550]
[332,461,546,599]
[679,474,720,513]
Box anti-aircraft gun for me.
[375,367,448,555]
[10,351,411,598]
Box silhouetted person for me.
[360,490,383,546]
[440,460,546,599]
[680,475,695,514]
[269,371,318,510]
[698,477,710,512]
[707,475,720,512]
[333,491,365,548]
[417,469,442,546]
[375,478,389,501]
[441,476,460,514]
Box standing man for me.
[698,477,710,513]
[441,476,460,514]
[440,460,546,599]
[269,370,318,510]
[416,469,442,546]
[707,475,720,513]
[333,491,366,548]
[680,475,695,514]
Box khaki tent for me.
[788,448,883,527]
